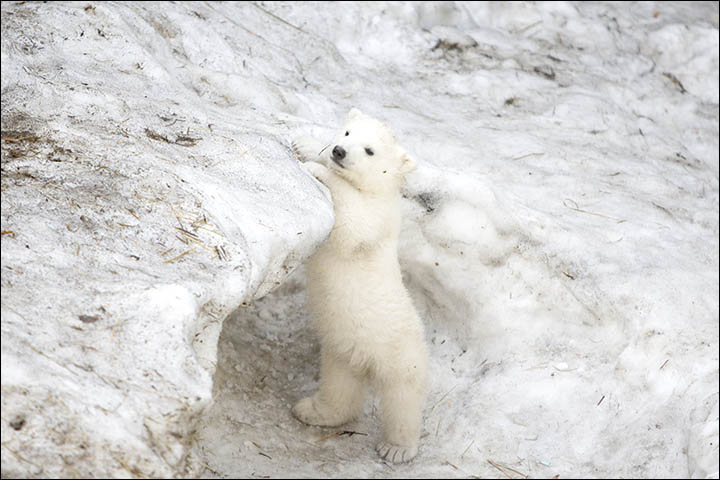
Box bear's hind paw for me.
[292,397,346,427]
[375,441,418,463]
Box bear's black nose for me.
[332,145,346,161]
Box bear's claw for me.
[375,441,418,463]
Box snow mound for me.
[1,2,333,477]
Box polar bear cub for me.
[291,108,428,463]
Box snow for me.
[1,1,334,477]
[2,1,718,479]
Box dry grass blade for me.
[501,463,529,478]
[315,431,341,444]
[487,459,513,479]
[662,72,687,94]
[429,385,457,415]
[191,214,208,228]
[314,430,367,444]
[1,131,41,143]
[487,459,528,479]
[163,247,196,264]
[444,460,481,479]
[563,198,626,223]
[197,225,223,236]
[202,462,221,476]
[174,134,201,147]
[115,455,149,479]
[251,2,307,34]
[175,226,200,241]
[512,152,545,161]
[445,460,460,470]
[460,439,475,458]
[516,19,542,33]
[145,128,170,143]
[215,245,229,261]
[338,430,367,438]
[175,226,215,254]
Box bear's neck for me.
[326,184,401,258]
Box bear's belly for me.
[305,249,422,370]
[306,250,405,323]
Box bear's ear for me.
[398,151,417,175]
[347,108,364,121]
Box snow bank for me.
[1,2,333,477]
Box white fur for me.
[291,109,428,464]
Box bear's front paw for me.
[292,136,326,163]
[375,441,418,463]
[303,161,330,183]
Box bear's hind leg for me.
[375,371,426,463]
[292,350,366,427]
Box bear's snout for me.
[332,145,346,167]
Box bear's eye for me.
[345,131,349,136]
[365,148,374,156]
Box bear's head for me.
[328,108,416,193]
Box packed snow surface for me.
[2,1,718,479]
